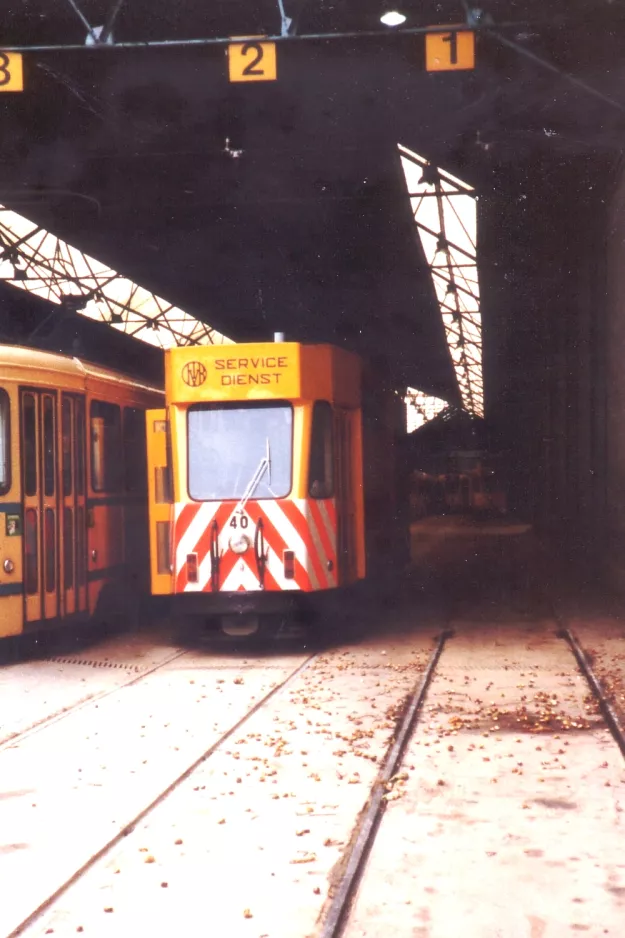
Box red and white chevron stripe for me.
[173,498,337,593]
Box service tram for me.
[0,345,162,638]
[410,466,507,519]
[146,341,407,633]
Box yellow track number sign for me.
[0,52,23,92]
[228,41,277,82]
[426,30,475,72]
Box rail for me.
[319,629,452,938]
[558,627,625,760]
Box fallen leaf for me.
[291,853,317,864]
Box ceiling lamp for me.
[380,11,406,26]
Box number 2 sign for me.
[228,41,277,83]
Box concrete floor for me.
[2,516,625,938]
[0,634,186,748]
[0,643,310,937]
[10,633,440,938]
[345,624,625,938]
[345,518,625,938]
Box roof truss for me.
[0,205,232,349]
[399,144,484,417]
[405,387,448,432]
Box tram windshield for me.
[188,402,293,501]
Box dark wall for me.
[605,158,625,589]
[482,156,612,572]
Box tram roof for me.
[0,344,163,396]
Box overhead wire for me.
[0,20,547,53]
[62,0,100,44]
[101,0,127,43]
[488,29,625,116]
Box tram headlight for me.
[3,559,14,574]
[229,532,251,555]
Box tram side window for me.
[0,390,10,495]
[308,401,334,499]
[23,394,36,496]
[75,399,85,496]
[62,398,72,496]
[123,408,147,495]
[43,396,55,497]
[90,401,122,493]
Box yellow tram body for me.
[146,343,368,610]
[0,346,162,638]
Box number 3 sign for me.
[0,53,23,92]
[228,41,277,82]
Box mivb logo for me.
[182,361,207,387]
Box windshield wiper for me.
[234,437,272,515]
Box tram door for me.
[60,395,87,617]
[20,390,87,626]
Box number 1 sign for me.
[425,29,475,72]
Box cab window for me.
[90,400,122,492]
[308,402,334,499]
[188,402,293,501]
[0,390,10,495]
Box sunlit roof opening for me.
[405,388,448,432]
[398,144,484,417]
[0,205,232,349]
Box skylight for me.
[398,144,484,417]
[0,205,232,348]
[405,388,448,432]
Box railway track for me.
[6,591,625,938]
[3,625,442,938]
[5,648,318,938]
[549,584,625,754]
[320,630,452,938]
[558,626,625,758]
[319,612,625,938]
[0,619,313,753]
[0,647,189,752]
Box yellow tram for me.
[0,346,162,638]
[146,341,407,633]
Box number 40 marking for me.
[230,515,249,529]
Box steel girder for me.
[0,205,232,348]
[399,143,484,417]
